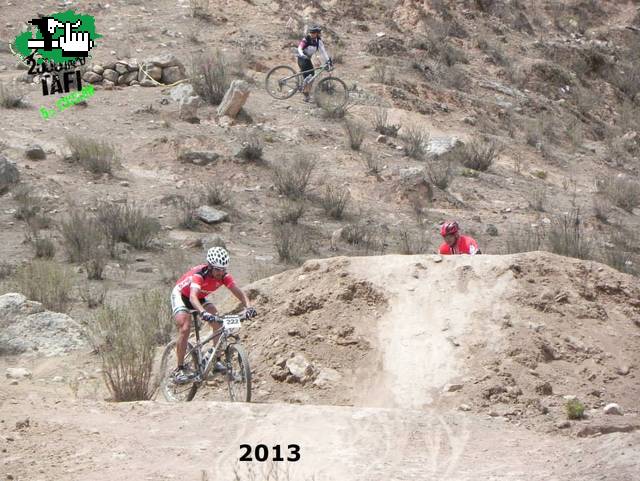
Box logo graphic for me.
[13,10,100,64]
[11,10,101,97]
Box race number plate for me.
[223,317,242,330]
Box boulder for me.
[196,206,228,224]
[118,71,138,86]
[91,64,104,75]
[217,80,250,119]
[140,79,157,87]
[177,151,219,166]
[146,54,184,68]
[83,71,103,83]
[313,368,342,388]
[102,68,118,83]
[0,155,20,194]
[25,145,46,160]
[286,354,314,381]
[139,65,162,82]
[604,403,623,415]
[115,63,128,75]
[169,83,196,103]
[161,66,186,85]
[179,96,201,123]
[5,368,32,380]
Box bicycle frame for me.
[188,312,237,382]
[281,64,330,88]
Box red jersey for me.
[439,235,480,255]
[175,264,236,299]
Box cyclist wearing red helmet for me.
[439,221,481,255]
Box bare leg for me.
[175,311,191,367]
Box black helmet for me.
[309,25,322,33]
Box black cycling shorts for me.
[297,56,314,79]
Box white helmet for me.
[206,247,230,269]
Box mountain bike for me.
[158,310,252,402]
[265,61,349,110]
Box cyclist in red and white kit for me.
[171,247,256,383]
[439,221,481,255]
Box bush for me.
[372,108,400,137]
[460,140,500,171]
[363,151,382,177]
[272,223,307,264]
[477,36,509,66]
[236,134,263,161]
[272,158,314,199]
[95,202,160,252]
[66,136,118,175]
[203,183,228,206]
[319,185,350,220]
[402,125,429,160]
[547,209,593,260]
[371,60,394,84]
[190,0,211,20]
[565,398,585,420]
[12,185,42,222]
[599,230,637,276]
[441,64,469,91]
[592,196,612,224]
[319,104,348,120]
[343,117,365,150]
[88,290,171,401]
[340,222,385,254]
[0,82,26,109]
[426,160,453,190]
[175,196,200,230]
[191,49,231,105]
[606,63,640,100]
[597,175,640,213]
[397,227,430,254]
[505,225,545,254]
[59,211,109,280]
[33,235,56,259]
[272,200,305,225]
[12,260,73,313]
[527,186,547,212]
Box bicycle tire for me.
[314,76,349,110]
[225,343,252,402]
[159,340,200,402]
[265,65,301,100]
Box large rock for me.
[196,206,228,224]
[118,71,138,86]
[0,293,86,356]
[161,66,186,85]
[83,71,103,83]
[201,234,226,250]
[102,68,119,83]
[177,150,219,166]
[169,83,196,103]
[313,368,342,388]
[179,96,201,123]
[286,354,314,381]
[115,63,128,75]
[604,403,623,415]
[217,80,250,119]
[0,155,20,194]
[5,368,32,380]
[139,65,162,82]
[91,64,104,75]
[146,54,184,68]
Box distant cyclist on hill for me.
[439,221,481,255]
[297,24,332,103]
[171,247,257,384]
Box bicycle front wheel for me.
[265,65,301,100]
[314,76,349,110]
[225,343,251,402]
[159,340,200,402]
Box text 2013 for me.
[239,444,300,462]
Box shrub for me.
[59,211,109,280]
[12,185,41,222]
[319,185,350,220]
[371,60,394,84]
[426,160,453,190]
[95,202,160,252]
[236,134,263,161]
[527,186,547,212]
[191,49,231,105]
[66,136,118,175]
[202,183,228,206]
[175,196,200,230]
[460,140,500,171]
[272,158,314,199]
[12,260,73,313]
[597,175,640,213]
[319,104,348,120]
[340,222,384,254]
[547,209,593,260]
[159,248,188,285]
[397,227,430,254]
[441,64,469,91]
[372,108,400,137]
[599,230,637,276]
[505,225,546,254]
[0,82,26,109]
[606,63,640,100]
[363,151,382,177]
[272,223,307,264]
[88,291,170,401]
[477,36,508,66]
[272,200,305,225]
[565,398,585,420]
[79,284,109,309]
[343,117,365,150]
[402,125,429,160]
[190,0,211,20]
[592,196,612,224]
[33,235,56,259]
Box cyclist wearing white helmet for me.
[297,24,332,103]
[171,246,257,383]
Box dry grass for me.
[12,260,73,313]
[547,209,593,260]
[426,160,454,190]
[272,158,315,199]
[600,229,638,276]
[59,211,109,280]
[272,223,307,265]
[596,175,640,213]
[527,186,547,212]
[191,49,232,105]
[0,82,26,109]
[402,126,429,160]
[272,200,306,225]
[592,196,612,224]
[95,201,160,252]
[371,60,394,84]
[459,140,500,172]
[175,196,201,230]
[66,136,118,175]
[397,227,430,254]
[477,35,509,66]
[236,134,263,161]
[203,183,228,206]
[372,108,400,137]
[505,225,546,254]
[343,117,365,150]
[88,290,171,402]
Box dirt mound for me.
[212,252,639,434]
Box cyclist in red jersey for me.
[171,246,256,383]
[438,221,481,255]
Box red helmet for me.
[440,221,459,237]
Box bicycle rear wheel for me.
[314,76,349,110]
[265,65,301,100]
[159,340,200,402]
[225,343,251,402]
